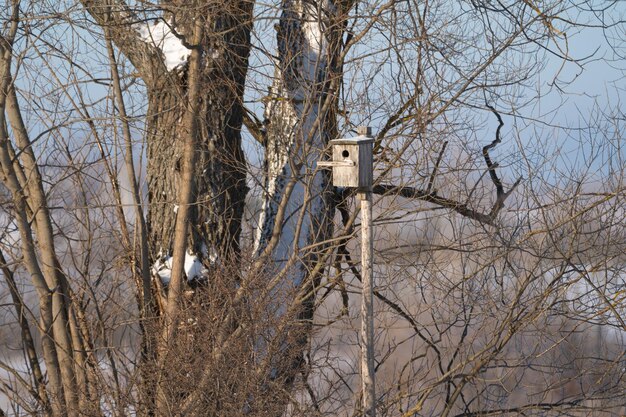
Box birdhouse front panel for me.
[331,143,360,187]
[328,136,374,188]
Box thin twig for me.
[427,141,448,194]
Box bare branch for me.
[372,184,496,226]
[483,103,523,217]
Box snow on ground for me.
[136,20,191,71]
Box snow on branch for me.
[136,20,191,71]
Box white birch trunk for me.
[251,1,339,409]
[254,0,334,281]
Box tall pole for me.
[357,126,376,417]
[317,126,376,416]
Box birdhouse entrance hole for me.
[316,126,373,188]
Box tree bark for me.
[155,14,203,416]
[144,3,251,272]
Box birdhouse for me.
[318,126,374,189]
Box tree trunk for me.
[82,0,252,280]
[81,3,254,412]
[253,0,350,408]
[146,5,252,276]
[256,0,341,270]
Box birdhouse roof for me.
[329,135,374,145]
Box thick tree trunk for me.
[82,3,254,412]
[82,0,252,281]
[146,6,251,276]
[145,90,246,265]
[255,0,339,269]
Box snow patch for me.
[302,16,323,54]
[201,243,219,264]
[152,254,173,285]
[136,20,191,71]
[184,252,204,281]
[152,250,208,285]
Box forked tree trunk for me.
[81,2,254,412]
[83,1,252,277]
[256,0,341,274]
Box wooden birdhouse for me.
[318,126,374,189]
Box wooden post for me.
[357,126,376,417]
[316,125,376,416]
